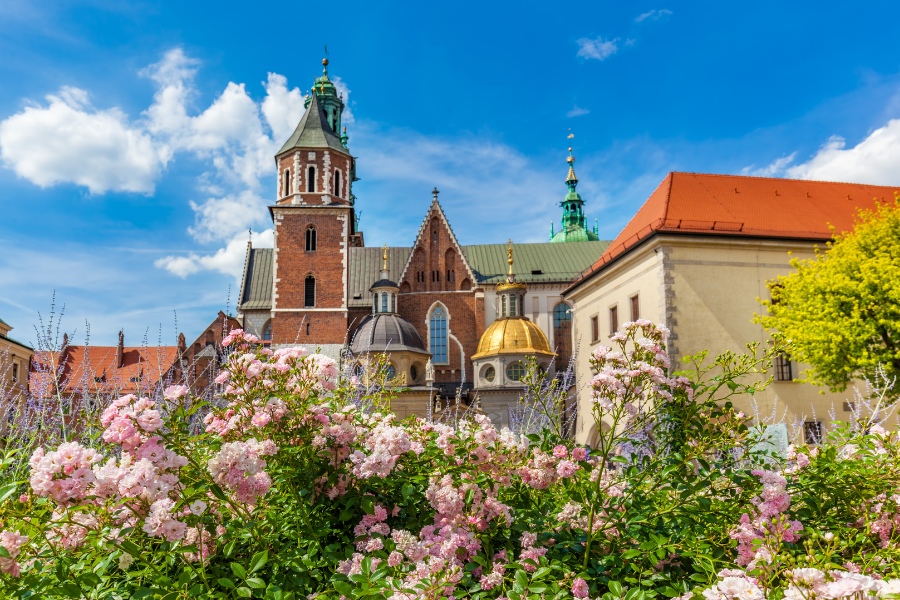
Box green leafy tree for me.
[757,193,900,400]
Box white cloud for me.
[156,228,274,279]
[741,152,796,177]
[261,73,306,144]
[785,120,900,185]
[0,47,310,279]
[0,86,168,194]
[567,105,590,118]
[636,9,673,22]
[187,190,269,243]
[576,37,619,61]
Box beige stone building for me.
[563,173,898,446]
[0,317,34,422]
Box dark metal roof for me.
[240,241,610,313]
[349,247,411,308]
[370,279,399,290]
[238,248,273,311]
[462,241,609,285]
[276,92,346,155]
[349,314,429,355]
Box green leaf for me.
[0,482,19,505]
[334,580,354,596]
[237,587,253,598]
[609,581,624,597]
[247,577,267,589]
[231,562,248,579]
[532,567,552,580]
[218,578,236,589]
[401,483,415,499]
[132,588,157,599]
[361,496,375,515]
[249,550,269,573]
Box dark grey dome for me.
[369,279,399,291]
[350,314,428,354]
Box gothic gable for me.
[398,197,477,293]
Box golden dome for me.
[471,318,555,359]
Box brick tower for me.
[269,58,358,350]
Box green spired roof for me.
[276,87,346,155]
[550,147,600,243]
[238,248,273,310]
[462,241,609,285]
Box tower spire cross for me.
[432,187,439,202]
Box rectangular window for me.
[591,316,599,343]
[307,166,316,192]
[803,421,823,445]
[609,306,618,336]
[11,363,17,382]
[843,401,855,412]
[775,353,793,381]
[630,294,640,321]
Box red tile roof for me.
[568,172,900,291]
[30,345,179,399]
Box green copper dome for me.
[550,148,600,243]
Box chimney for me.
[116,331,124,369]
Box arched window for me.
[305,226,317,251]
[391,293,396,313]
[307,166,316,192]
[263,321,272,341]
[374,295,378,313]
[381,292,388,313]
[553,302,573,372]
[509,295,517,317]
[282,169,291,197]
[304,275,316,307]
[429,306,448,364]
[334,170,342,197]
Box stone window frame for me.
[307,165,317,193]
[426,301,451,365]
[304,273,316,308]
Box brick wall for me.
[275,149,353,206]
[271,311,349,346]
[397,291,480,383]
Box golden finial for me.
[507,239,514,277]
[382,244,389,271]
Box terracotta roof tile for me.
[30,345,179,398]
[569,172,899,289]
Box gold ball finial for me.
[322,58,329,67]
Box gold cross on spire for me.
[507,239,514,276]
[382,244,389,271]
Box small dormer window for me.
[509,295,517,317]
[501,295,507,317]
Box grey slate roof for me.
[349,314,428,354]
[462,241,610,285]
[239,249,273,310]
[276,93,346,155]
[349,247,411,308]
[238,241,610,312]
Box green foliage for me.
[0,328,896,599]
[757,192,900,400]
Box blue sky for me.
[2,0,900,347]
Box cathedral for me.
[236,59,608,427]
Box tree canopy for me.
[757,192,900,400]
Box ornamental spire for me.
[566,146,578,190]
[380,244,390,280]
[506,239,515,282]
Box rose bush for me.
[0,321,897,599]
